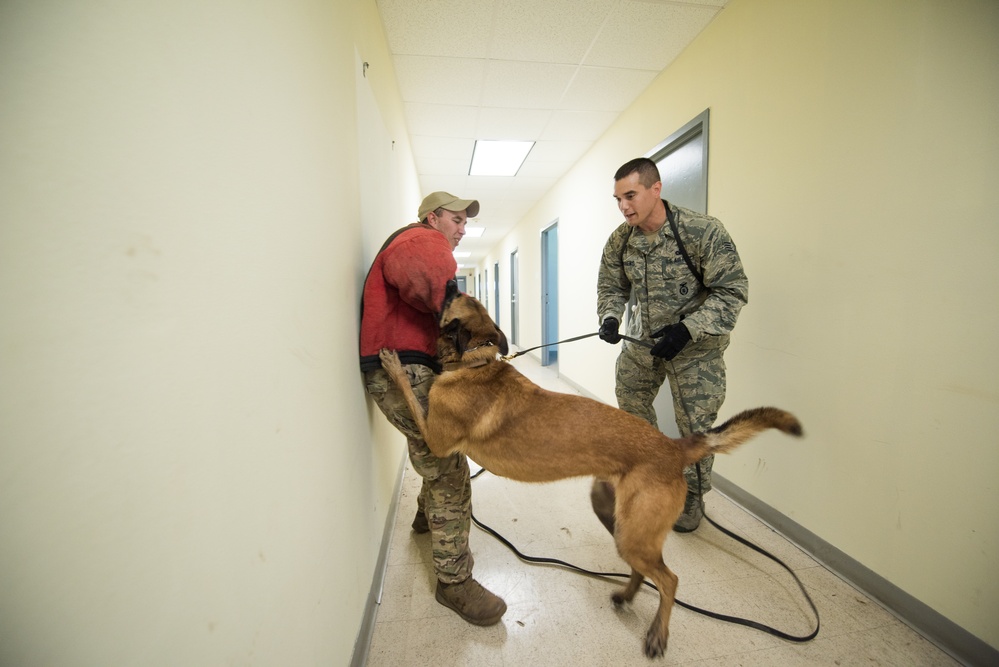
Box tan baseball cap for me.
[418,191,480,221]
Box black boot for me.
[411,507,429,534]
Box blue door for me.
[541,222,558,366]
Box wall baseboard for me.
[350,452,408,667]
[712,473,996,667]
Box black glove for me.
[598,317,621,344]
[650,323,691,360]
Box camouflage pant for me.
[364,365,472,584]
[615,336,728,494]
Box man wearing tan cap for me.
[359,192,506,626]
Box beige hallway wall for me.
[481,0,999,650]
[0,1,418,665]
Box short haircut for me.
[422,207,445,223]
[615,157,661,188]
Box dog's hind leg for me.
[611,569,645,606]
[590,479,617,536]
[612,474,685,658]
[637,558,678,658]
[616,535,680,658]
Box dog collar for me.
[442,359,490,372]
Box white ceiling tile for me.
[540,110,618,141]
[419,174,471,197]
[559,66,658,112]
[482,198,534,220]
[466,175,515,197]
[472,176,558,202]
[584,2,721,70]
[393,55,486,105]
[517,159,575,178]
[415,154,474,175]
[488,0,616,64]
[480,60,577,109]
[410,135,475,160]
[476,107,552,140]
[377,0,495,58]
[508,175,558,196]
[529,139,592,164]
[404,103,478,137]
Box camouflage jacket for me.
[597,200,748,345]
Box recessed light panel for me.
[468,140,534,176]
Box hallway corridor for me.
[365,355,959,666]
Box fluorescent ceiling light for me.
[464,226,484,238]
[469,140,534,176]
[453,251,471,258]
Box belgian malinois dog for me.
[379,280,802,658]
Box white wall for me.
[481,0,999,651]
[0,1,417,665]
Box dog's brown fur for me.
[379,280,802,659]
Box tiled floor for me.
[365,355,959,666]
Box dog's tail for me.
[681,407,802,465]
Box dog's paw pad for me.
[644,628,668,658]
[379,348,401,370]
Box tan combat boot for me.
[673,492,703,533]
[435,578,507,626]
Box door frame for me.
[646,108,709,214]
[493,261,500,327]
[509,249,519,347]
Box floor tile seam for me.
[801,623,884,642]
[385,556,430,567]
[825,624,930,650]
[667,545,829,574]
[369,613,447,631]
[675,571,783,587]
[686,641,788,663]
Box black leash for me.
[686,463,819,641]
[502,330,652,361]
[469,470,820,642]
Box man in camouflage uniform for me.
[360,192,505,625]
[593,158,749,532]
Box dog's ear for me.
[441,279,460,311]
[496,327,509,356]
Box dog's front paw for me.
[379,348,403,376]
